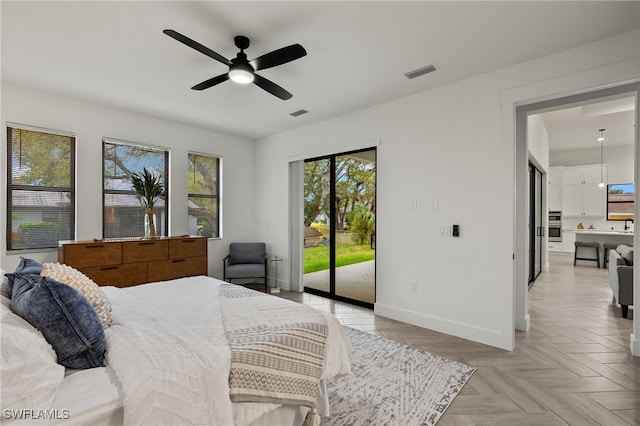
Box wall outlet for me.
[409,281,417,293]
[409,199,418,210]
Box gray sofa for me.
[608,245,634,318]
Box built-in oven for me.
[548,210,562,242]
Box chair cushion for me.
[225,264,266,279]
[228,243,266,265]
[8,273,105,369]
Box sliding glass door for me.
[303,148,376,308]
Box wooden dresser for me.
[58,236,208,287]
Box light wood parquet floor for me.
[276,253,639,425]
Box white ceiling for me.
[540,94,637,153]
[2,1,639,140]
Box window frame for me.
[6,123,76,252]
[187,151,221,238]
[606,183,635,222]
[102,138,170,239]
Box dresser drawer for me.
[61,242,122,269]
[169,237,207,259]
[81,263,147,288]
[147,256,208,282]
[123,240,169,263]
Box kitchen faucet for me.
[624,218,634,231]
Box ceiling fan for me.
[163,29,306,100]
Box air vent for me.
[404,64,437,80]
[290,109,308,117]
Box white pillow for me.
[41,263,112,328]
[1,303,65,411]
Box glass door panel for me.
[303,158,331,294]
[334,151,376,304]
[303,149,376,308]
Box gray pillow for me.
[8,272,105,369]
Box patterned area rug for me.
[322,326,475,425]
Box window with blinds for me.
[188,152,220,238]
[6,125,76,251]
[103,140,169,239]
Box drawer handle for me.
[138,242,155,246]
[86,244,105,249]
[181,239,196,243]
[100,266,118,271]
[172,259,187,263]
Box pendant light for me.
[597,128,605,188]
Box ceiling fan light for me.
[229,68,254,84]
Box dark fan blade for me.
[192,73,229,91]
[163,29,231,66]
[251,44,306,71]
[253,74,292,100]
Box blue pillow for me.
[15,256,43,274]
[9,273,105,369]
[5,257,44,298]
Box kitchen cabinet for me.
[562,164,606,217]
[562,229,576,253]
[548,242,563,252]
[548,167,562,211]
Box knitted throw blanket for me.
[219,284,328,407]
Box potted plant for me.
[130,168,164,239]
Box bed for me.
[1,266,352,426]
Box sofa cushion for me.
[619,247,634,266]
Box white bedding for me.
[2,275,351,426]
[104,276,350,426]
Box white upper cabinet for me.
[548,167,563,211]
[561,164,607,217]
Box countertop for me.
[574,229,634,236]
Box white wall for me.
[254,30,640,351]
[1,83,256,276]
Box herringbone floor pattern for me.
[276,253,639,425]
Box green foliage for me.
[303,244,375,274]
[304,154,376,230]
[201,220,213,237]
[130,168,164,209]
[350,204,375,244]
[18,222,62,247]
[11,129,71,187]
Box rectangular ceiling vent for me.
[290,109,309,117]
[404,64,437,80]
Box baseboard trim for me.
[631,333,640,357]
[515,314,530,332]
[374,303,513,351]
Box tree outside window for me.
[188,153,220,238]
[103,140,168,239]
[7,125,75,250]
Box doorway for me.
[515,82,639,338]
[303,148,376,308]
